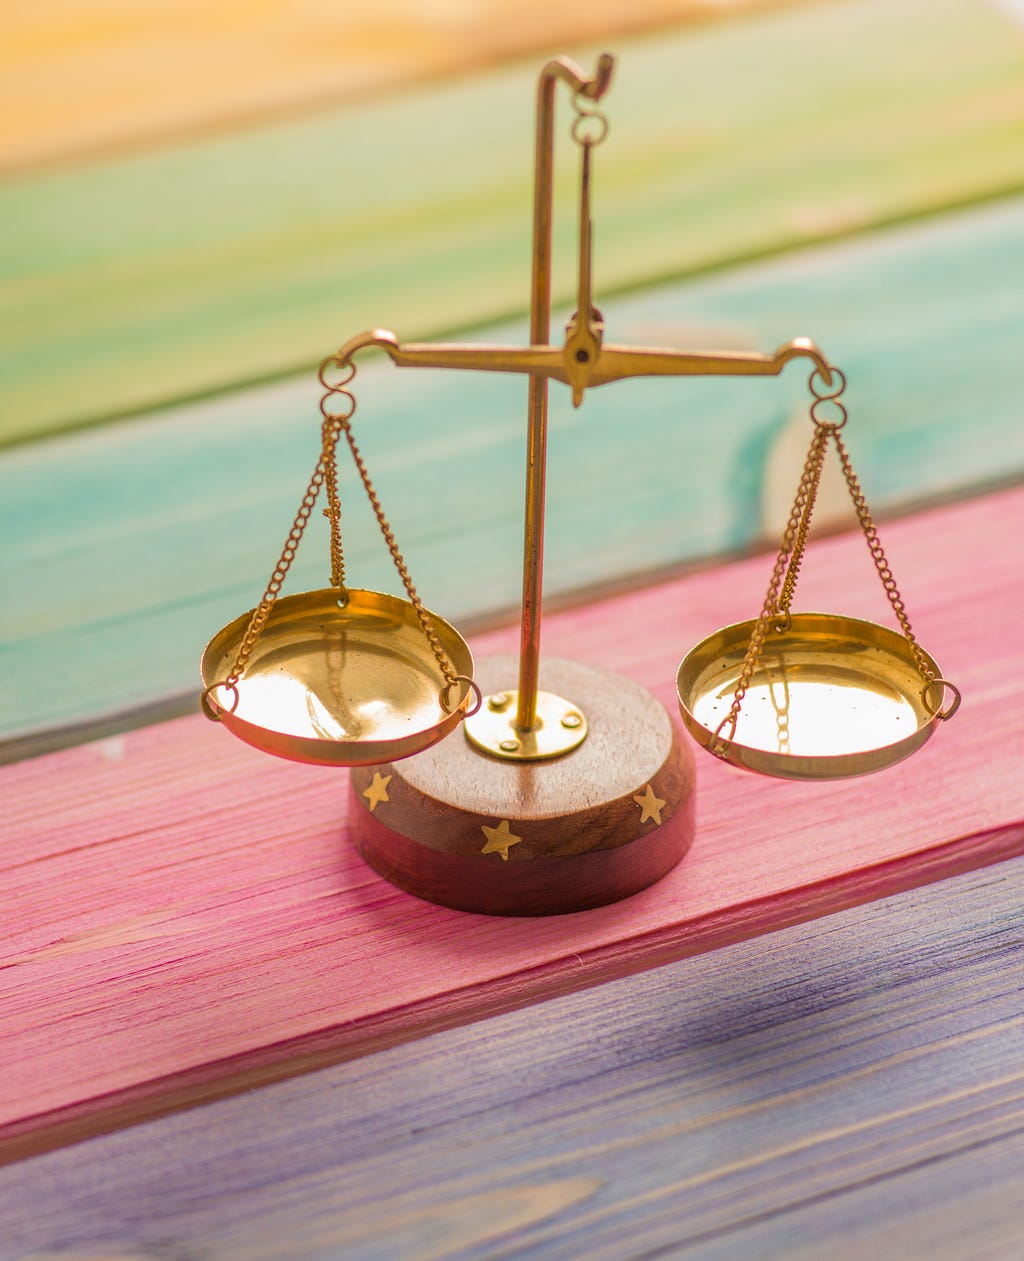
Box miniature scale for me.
[201,54,959,916]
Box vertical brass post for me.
[516,53,614,733]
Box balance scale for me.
[201,54,960,916]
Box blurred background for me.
[2,0,1024,759]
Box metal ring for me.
[921,677,962,721]
[773,610,793,634]
[571,110,609,147]
[318,356,356,393]
[320,390,356,422]
[808,365,847,401]
[810,395,848,431]
[201,681,240,722]
[441,675,483,718]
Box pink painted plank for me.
[2,861,1022,1261]
[2,485,1023,1162]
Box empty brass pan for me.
[201,588,475,766]
[677,613,952,780]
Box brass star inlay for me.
[633,784,666,826]
[480,819,522,861]
[362,772,392,813]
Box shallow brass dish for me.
[201,588,474,766]
[677,613,945,780]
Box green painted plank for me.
[0,858,1021,1258]
[2,195,1024,755]
[2,0,1024,445]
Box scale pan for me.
[201,588,474,766]
[677,612,945,780]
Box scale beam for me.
[334,329,834,397]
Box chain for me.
[201,431,335,721]
[231,415,345,676]
[317,351,457,692]
[319,357,357,590]
[712,421,830,749]
[202,363,352,720]
[202,353,473,722]
[223,370,358,687]
[777,427,829,619]
[831,429,935,685]
[712,365,960,751]
[337,415,458,691]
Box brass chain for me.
[776,425,829,620]
[317,352,458,692]
[713,364,956,753]
[712,421,830,748]
[831,429,935,685]
[222,411,346,692]
[319,353,357,592]
[322,420,346,590]
[336,414,458,691]
[203,353,471,721]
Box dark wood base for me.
[349,656,697,915]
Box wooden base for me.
[349,656,696,915]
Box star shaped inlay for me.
[480,819,522,861]
[362,772,392,813]
[633,783,666,826]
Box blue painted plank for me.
[0,858,1020,1259]
[4,196,1024,754]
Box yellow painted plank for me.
[0,0,786,170]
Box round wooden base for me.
[348,656,697,916]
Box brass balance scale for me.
[201,54,960,916]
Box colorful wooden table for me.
[2,2,1023,1256]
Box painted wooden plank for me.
[1,486,1022,1162]
[0,858,1021,1260]
[0,0,785,171]
[3,0,1024,445]
[4,195,1024,754]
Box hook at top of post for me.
[539,52,614,101]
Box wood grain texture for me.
[350,657,697,915]
[3,0,1024,443]
[0,0,785,170]
[0,857,1021,1260]
[5,194,1024,754]
[1,486,1022,1162]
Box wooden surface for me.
[6,192,1024,758]
[4,0,1024,445]
[3,485,1023,1163]
[3,1,1024,1251]
[1,855,1020,1260]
